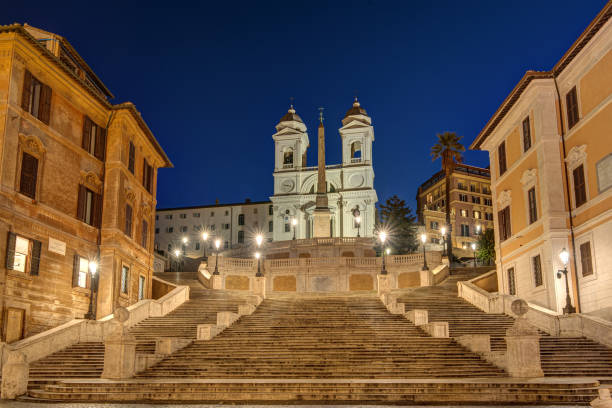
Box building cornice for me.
[471,3,612,150]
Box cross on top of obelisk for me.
[318,107,324,123]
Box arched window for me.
[283,148,294,168]
[350,141,362,163]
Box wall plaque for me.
[597,153,612,193]
[48,238,66,256]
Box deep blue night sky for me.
[5,1,607,209]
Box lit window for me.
[13,236,30,273]
[78,258,88,288]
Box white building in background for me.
[154,200,274,259]
[271,99,378,241]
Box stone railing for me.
[0,284,190,369]
[457,277,612,347]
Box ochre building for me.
[416,163,494,252]
[471,4,612,317]
[0,24,172,342]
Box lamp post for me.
[421,233,429,271]
[255,234,264,277]
[471,242,477,271]
[440,226,446,255]
[557,248,576,314]
[173,249,181,272]
[292,218,297,240]
[379,231,387,275]
[85,260,98,320]
[213,239,221,275]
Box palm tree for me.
[431,132,465,265]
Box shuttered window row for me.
[21,70,52,125]
[77,185,103,228]
[19,152,38,199]
[498,141,507,175]
[6,232,41,276]
[143,159,154,193]
[573,164,587,207]
[498,206,511,242]
[82,116,107,161]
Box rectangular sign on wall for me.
[48,237,66,256]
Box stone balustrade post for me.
[253,276,266,298]
[102,307,137,380]
[1,351,29,399]
[505,299,544,378]
[211,275,223,290]
[405,309,428,325]
[377,274,390,296]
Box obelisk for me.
[313,108,332,238]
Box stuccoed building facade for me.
[270,99,378,241]
[416,164,494,253]
[0,24,171,342]
[154,200,274,266]
[470,4,612,318]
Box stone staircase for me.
[27,288,250,379]
[137,293,505,379]
[154,271,204,289]
[395,267,612,378]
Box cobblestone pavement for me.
[0,403,584,408]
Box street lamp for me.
[291,218,298,240]
[173,249,181,272]
[85,260,98,320]
[255,234,264,277]
[421,233,429,271]
[213,239,221,275]
[379,231,388,275]
[440,226,446,254]
[255,252,261,276]
[471,242,477,270]
[557,248,576,314]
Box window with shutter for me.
[82,116,92,152]
[573,164,587,207]
[5,232,17,270]
[528,187,537,224]
[522,117,531,152]
[141,220,148,248]
[77,185,102,228]
[21,70,33,112]
[566,87,579,129]
[128,142,135,174]
[498,142,507,175]
[498,206,511,241]
[94,126,106,161]
[532,255,542,287]
[19,152,38,199]
[38,84,52,124]
[30,239,41,276]
[507,267,516,295]
[125,204,133,237]
[580,241,593,277]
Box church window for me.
[238,214,245,225]
[350,141,362,163]
[224,241,229,249]
[268,205,273,215]
[269,221,273,232]
[284,222,290,233]
[283,148,294,168]
[237,231,244,244]
[195,242,200,250]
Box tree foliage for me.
[476,228,496,265]
[376,195,418,254]
[430,131,465,172]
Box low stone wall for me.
[458,278,612,348]
[0,285,190,370]
[151,276,177,300]
[206,253,443,293]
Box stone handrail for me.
[457,277,612,346]
[0,284,190,369]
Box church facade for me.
[270,100,378,241]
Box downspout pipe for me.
[553,76,582,313]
